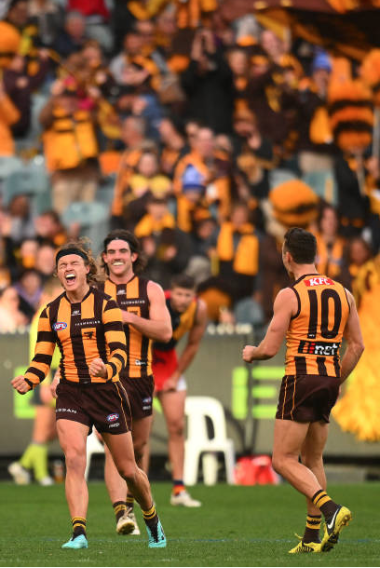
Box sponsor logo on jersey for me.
[135,359,147,366]
[53,322,67,331]
[142,397,152,404]
[298,340,341,356]
[304,277,334,287]
[107,413,119,423]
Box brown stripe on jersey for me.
[317,356,327,376]
[139,278,150,379]
[333,355,341,378]
[69,299,90,380]
[94,294,107,362]
[48,297,66,381]
[295,356,307,375]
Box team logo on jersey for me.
[304,277,334,287]
[53,322,67,331]
[107,413,119,423]
[298,340,340,356]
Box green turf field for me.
[0,481,379,567]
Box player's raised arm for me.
[122,281,172,342]
[102,298,128,380]
[242,287,297,362]
[340,290,365,384]
[12,306,56,394]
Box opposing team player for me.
[153,274,207,507]
[99,229,172,535]
[11,241,166,550]
[243,227,364,553]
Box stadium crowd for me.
[0,0,380,332]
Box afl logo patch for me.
[53,322,67,331]
[107,413,119,423]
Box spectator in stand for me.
[233,108,276,201]
[0,284,28,333]
[346,237,373,282]
[14,267,43,321]
[39,77,100,214]
[297,50,335,174]
[121,149,172,230]
[137,196,192,289]
[180,28,234,135]
[28,0,65,49]
[35,241,56,282]
[226,47,250,114]
[158,116,187,178]
[111,115,152,225]
[54,11,87,58]
[34,210,67,248]
[313,203,351,287]
[3,50,50,138]
[0,77,20,156]
[67,0,112,53]
[174,126,231,230]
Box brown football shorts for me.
[56,380,132,434]
[275,374,340,423]
[121,374,154,420]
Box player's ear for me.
[131,252,138,263]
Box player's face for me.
[103,239,137,279]
[170,286,195,313]
[56,254,89,292]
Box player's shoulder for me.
[92,285,114,305]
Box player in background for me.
[153,274,208,507]
[9,278,63,486]
[99,229,172,535]
[12,241,166,550]
[243,228,364,553]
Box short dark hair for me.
[171,274,196,290]
[102,230,147,274]
[283,228,317,264]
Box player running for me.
[11,241,166,550]
[99,229,172,535]
[243,227,364,553]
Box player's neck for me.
[109,270,135,285]
[66,283,90,303]
[292,264,318,281]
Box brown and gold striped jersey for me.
[285,274,350,378]
[24,287,127,388]
[97,276,152,379]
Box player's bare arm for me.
[50,369,61,399]
[172,299,208,379]
[242,287,297,362]
[121,281,172,342]
[340,290,365,384]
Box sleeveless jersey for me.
[98,276,152,379]
[154,291,198,352]
[286,274,350,378]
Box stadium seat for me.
[0,156,23,181]
[269,168,299,190]
[85,431,105,480]
[61,201,110,254]
[184,396,235,486]
[1,157,50,206]
[302,170,338,206]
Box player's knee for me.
[133,440,147,463]
[65,446,86,473]
[167,418,184,438]
[118,462,137,483]
[271,453,286,475]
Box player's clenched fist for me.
[11,375,31,394]
[242,345,257,363]
[89,358,107,378]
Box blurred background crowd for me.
[1,0,380,335]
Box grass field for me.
[0,481,379,567]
